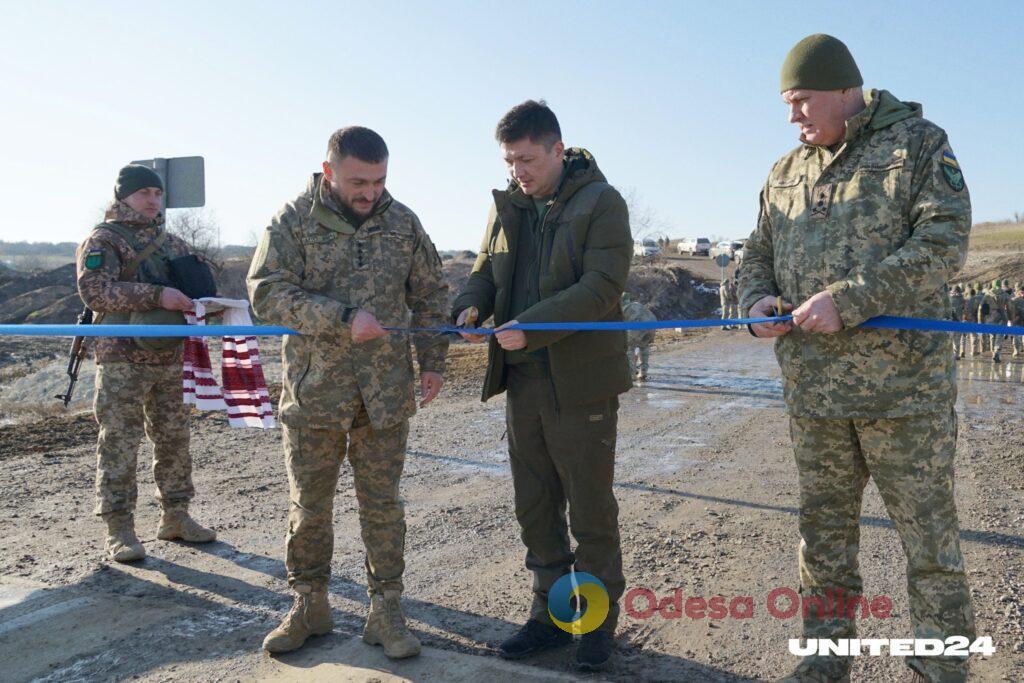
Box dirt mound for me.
[626,264,719,320]
[955,253,1024,287]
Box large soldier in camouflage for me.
[76,164,216,564]
[248,127,448,657]
[739,35,975,683]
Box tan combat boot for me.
[103,512,145,563]
[157,506,216,543]
[262,584,334,653]
[363,589,421,659]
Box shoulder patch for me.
[940,149,965,192]
[84,249,104,270]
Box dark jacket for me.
[452,148,633,406]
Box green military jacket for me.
[740,89,970,418]
[978,289,1008,324]
[76,200,193,365]
[247,174,448,431]
[452,148,633,406]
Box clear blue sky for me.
[1,1,1021,250]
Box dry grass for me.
[967,220,1024,253]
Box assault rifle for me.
[56,306,94,407]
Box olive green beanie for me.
[115,164,164,200]
[780,34,863,93]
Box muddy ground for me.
[0,328,1021,682]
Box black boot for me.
[576,629,615,671]
[498,619,572,660]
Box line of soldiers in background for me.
[949,279,1024,362]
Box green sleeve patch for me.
[941,162,965,192]
[84,249,105,270]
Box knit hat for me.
[780,34,863,93]
[115,164,164,200]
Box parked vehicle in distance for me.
[634,239,661,257]
[709,240,746,260]
[677,237,711,256]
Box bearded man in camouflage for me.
[76,164,216,564]
[740,35,975,683]
[248,127,448,656]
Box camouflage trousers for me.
[790,411,975,682]
[93,362,193,516]
[281,405,408,594]
[951,332,965,357]
[721,302,738,325]
[627,344,651,376]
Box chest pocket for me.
[365,227,416,294]
[766,175,808,303]
[830,158,907,273]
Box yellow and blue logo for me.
[547,572,609,634]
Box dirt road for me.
[0,331,1021,682]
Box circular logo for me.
[547,572,609,634]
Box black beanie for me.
[115,164,164,200]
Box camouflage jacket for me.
[739,89,970,418]
[965,293,983,324]
[978,289,1008,324]
[623,300,657,345]
[247,174,448,431]
[1010,296,1024,325]
[949,292,965,321]
[76,201,192,365]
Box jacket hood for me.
[308,173,393,234]
[845,88,921,141]
[505,147,607,207]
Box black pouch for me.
[169,255,218,299]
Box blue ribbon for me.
[1,316,1022,337]
[0,324,297,337]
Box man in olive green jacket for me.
[452,100,631,672]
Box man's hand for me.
[159,287,194,312]
[792,290,844,334]
[494,319,527,350]
[419,371,443,407]
[456,306,487,343]
[749,295,794,338]
[351,309,387,343]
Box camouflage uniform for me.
[247,174,448,596]
[965,287,983,356]
[1010,292,1024,356]
[948,288,965,358]
[978,284,1007,362]
[76,200,196,519]
[740,89,975,682]
[622,298,656,379]
[719,277,739,327]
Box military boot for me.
[103,512,145,563]
[157,506,216,543]
[262,584,334,653]
[363,590,421,659]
